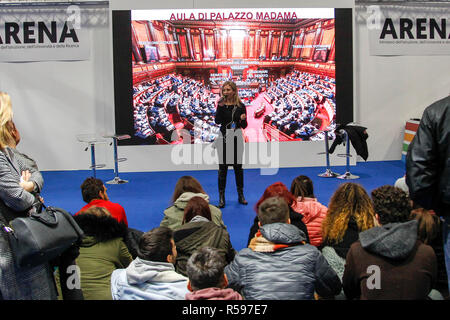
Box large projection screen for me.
[112,5,354,171]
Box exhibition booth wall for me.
[0,0,448,172]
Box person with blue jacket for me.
[225,196,341,300]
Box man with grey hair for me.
[225,196,341,300]
[185,247,242,300]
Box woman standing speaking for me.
[214,81,248,208]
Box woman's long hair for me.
[410,207,441,245]
[322,183,376,244]
[171,176,206,203]
[0,92,15,149]
[290,175,315,201]
[220,81,243,106]
[255,182,296,213]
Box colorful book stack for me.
[402,119,420,163]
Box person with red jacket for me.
[76,177,128,226]
[290,175,328,247]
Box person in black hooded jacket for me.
[406,95,450,294]
[343,185,437,300]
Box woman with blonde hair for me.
[0,91,38,222]
[0,93,15,146]
[319,182,376,299]
[0,93,43,200]
[0,93,59,299]
[214,81,248,208]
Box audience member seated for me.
[173,197,235,277]
[134,74,221,144]
[290,175,328,247]
[225,197,342,300]
[111,226,189,300]
[75,177,144,258]
[238,88,259,105]
[133,103,154,139]
[185,247,243,300]
[247,182,310,246]
[76,177,128,226]
[394,175,409,195]
[319,183,377,299]
[72,207,133,300]
[161,176,226,230]
[136,71,336,144]
[410,206,449,299]
[263,70,336,141]
[343,185,438,300]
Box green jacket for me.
[160,192,226,230]
[73,214,133,300]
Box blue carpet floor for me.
[41,160,405,251]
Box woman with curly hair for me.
[319,182,377,299]
[247,182,310,246]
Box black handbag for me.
[1,205,84,268]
